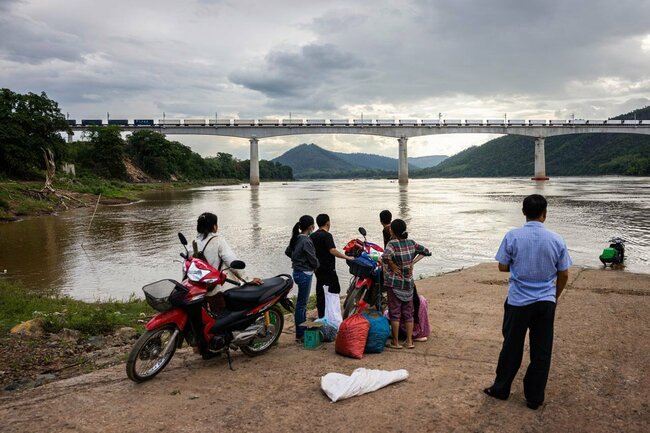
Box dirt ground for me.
[1,263,648,433]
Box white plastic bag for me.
[321,368,409,402]
[324,290,343,329]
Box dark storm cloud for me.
[301,0,650,105]
[229,43,368,108]
[2,0,649,154]
[0,1,86,63]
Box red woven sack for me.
[335,314,370,359]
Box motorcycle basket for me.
[142,279,188,312]
[348,256,375,278]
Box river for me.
[0,177,648,301]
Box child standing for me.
[382,219,431,349]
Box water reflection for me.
[0,177,648,300]
[250,186,261,247]
[398,185,410,222]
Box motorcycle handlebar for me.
[225,278,241,286]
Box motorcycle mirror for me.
[178,232,188,246]
[358,227,367,237]
[230,260,246,270]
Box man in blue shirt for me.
[484,194,571,410]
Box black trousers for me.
[315,270,340,318]
[490,300,556,405]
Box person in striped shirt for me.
[382,219,431,349]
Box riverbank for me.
[0,178,242,221]
[0,278,315,392]
[1,263,648,432]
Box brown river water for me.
[0,177,648,301]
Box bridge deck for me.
[69,124,650,139]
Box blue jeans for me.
[293,271,313,339]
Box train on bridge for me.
[67,118,650,127]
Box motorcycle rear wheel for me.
[240,306,284,357]
[126,325,179,383]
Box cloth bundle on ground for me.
[335,314,370,359]
[314,318,338,342]
[384,294,431,339]
[324,290,343,329]
[361,309,390,353]
[321,368,409,402]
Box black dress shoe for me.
[483,387,508,400]
[526,401,541,410]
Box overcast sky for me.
[2,0,650,160]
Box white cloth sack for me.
[321,368,409,402]
[324,290,343,329]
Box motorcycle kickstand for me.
[225,347,234,371]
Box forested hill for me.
[613,105,650,120]
[415,107,650,177]
[272,143,447,178]
[0,88,293,182]
[331,150,419,172]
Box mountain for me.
[414,106,650,178]
[272,143,448,178]
[332,151,419,172]
[613,105,650,120]
[409,155,449,168]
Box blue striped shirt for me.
[495,221,572,307]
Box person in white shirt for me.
[194,212,262,293]
[191,212,262,359]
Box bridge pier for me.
[532,137,549,181]
[398,137,408,184]
[249,138,260,186]
[67,132,73,144]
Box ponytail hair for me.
[196,212,218,240]
[390,219,408,240]
[289,215,314,249]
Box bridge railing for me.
[66,118,650,127]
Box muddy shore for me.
[1,263,648,433]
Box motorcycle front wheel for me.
[240,306,284,357]
[126,325,179,383]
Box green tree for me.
[125,130,211,180]
[79,126,127,179]
[0,88,70,179]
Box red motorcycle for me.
[342,227,385,318]
[126,233,294,382]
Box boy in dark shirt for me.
[380,210,393,248]
[310,214,354,318]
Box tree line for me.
[0,88,293,181]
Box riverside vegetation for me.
[0,88,293,220]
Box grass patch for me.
[0,279,151,336]
[0,178,242,220]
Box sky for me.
[2,0,650,160]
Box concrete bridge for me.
[67,121,650,184]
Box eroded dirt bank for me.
[1,263,648,433]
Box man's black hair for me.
[379,210,392,225]
[316,213,330,227]
[523,194,547,220]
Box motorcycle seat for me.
[223,276,291,311]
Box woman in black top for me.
[286,215,318,342]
